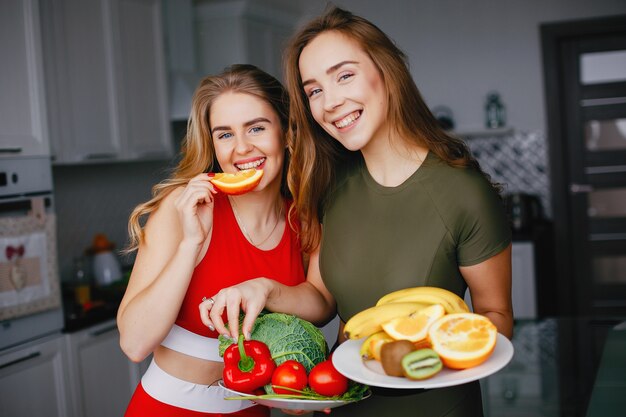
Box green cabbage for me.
[218,312,328,372]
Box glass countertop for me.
[481,317,626,417]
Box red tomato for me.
[308,359,348,397]
[271,360,308,395]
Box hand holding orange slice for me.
[209,169,263,195]
[427,313,497,370]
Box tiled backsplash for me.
[466,130,552,218]
[52,161,172,281]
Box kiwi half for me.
[380,340,416,377]
[402,348,443,380]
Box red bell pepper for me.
[222,335,275,393]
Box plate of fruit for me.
[218,313,370,410]
[332,287,514,389]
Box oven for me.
[0,156,63,351]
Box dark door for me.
[542,16,626,316]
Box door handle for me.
[0,147,23,154]
[0,352,41,370]
[570,183,593,194]
[84,152,118,160]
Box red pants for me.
[124,382,270,417]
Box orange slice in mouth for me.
[209,169,264,195]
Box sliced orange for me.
[209,169,263,195]
[428,313,497,369]
[413,338,433,351]
[381,304,445,342]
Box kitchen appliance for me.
[90,233,123,286]
[504,193,543,232]
[0,156,63,351]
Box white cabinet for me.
[40,0,173,164]
[0,0,50,158]
[0,334,70,417]
[64,319,148,417]
[195,0,299,82]
[114,0,173,160]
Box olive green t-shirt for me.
[318,152,509,415]
[320,151,511,322]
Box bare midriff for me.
[153,345,224,386]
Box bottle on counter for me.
[72,256,91,306]
[485,91,506,129]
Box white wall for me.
[297,0,626,132]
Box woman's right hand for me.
[174,173,218,256]
[199,278,274,340]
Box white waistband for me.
[161,324,222,361]
[141,359,254,413]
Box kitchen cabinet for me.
[195,0,299,82]
[64,319,148,417]
[0,333,70,417]
[40,0,173,164]
[0,0,50,158]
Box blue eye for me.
[249,126,265,134]
[307,88,322,98]
[339,73,353,82]
[216,132,233,140]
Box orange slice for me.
[209,169,263,195]
[381,304,445,342]
[428,313,497,369]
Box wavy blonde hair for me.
[285,6,499,253]
[126,64,290,252]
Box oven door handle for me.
[0,351,41,370]
[0,147,23,154]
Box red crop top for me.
[175,192,306,337]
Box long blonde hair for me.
[285,6,498,253]
[126,64,290,251]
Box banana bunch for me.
[343,302,429,340]
[343,287,469,340]
[376,286,469,314]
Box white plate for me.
[332,333,514,389]
[218,381,365,411]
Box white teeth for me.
[235,158,265,170]
[334,111,360,128]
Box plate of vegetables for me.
[218,313,370,410]
[219,379,370,411]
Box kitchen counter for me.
[480,317,626,417]
[62,282,126,333]
[585,321,626,416]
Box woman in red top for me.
[117,64,314,416]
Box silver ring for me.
[202,296,215,305]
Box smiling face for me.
[210,92,285,192]
[299,31,389,153]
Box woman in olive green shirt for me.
[202,6,512,417]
